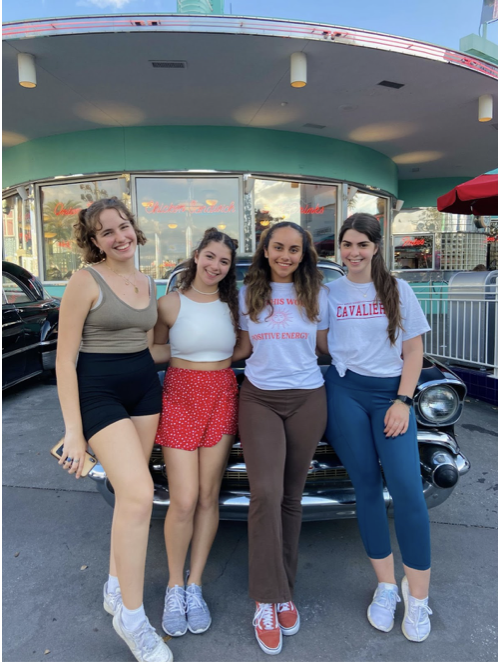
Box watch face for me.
[397,395,413,405]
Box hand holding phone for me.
[50,439,97,478]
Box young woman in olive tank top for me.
[152,228,239,638]
[56,198,173,662]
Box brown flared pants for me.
[239,378,327,603]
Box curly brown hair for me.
[73,197,146,264]
[244,221,323,323]
[339,213,403,344]
[177,227,239,332]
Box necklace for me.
[105,263,140,293]
[346,278,373,298]
[191,284,219,296]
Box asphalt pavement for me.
[3,376,498,662]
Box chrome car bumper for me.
[89,429,470,522]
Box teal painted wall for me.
[397,177,473,208]
[3,126,398,195]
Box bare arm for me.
[231,330,253,362]
[316,329,330,357]
[55,270,96,478]
[150,293,178,364]
[384,335,423,438]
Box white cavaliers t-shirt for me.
[326,277,430,378]
[239,282,329,390]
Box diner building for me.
[2,12,497,296]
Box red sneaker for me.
[277,602,300,636]
[253,602,283,655]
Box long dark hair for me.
[178,227,239,332]
[244,221,323,323]
[73,197,146,263]
[339,213,403,344]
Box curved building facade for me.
[2,14,497,294]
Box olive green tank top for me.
[80,267,158,354]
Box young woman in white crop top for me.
[56,198,172,662]
[152,227,239,638]
[232,222,329,656]
[320,213,433,643]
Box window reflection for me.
[393,235,434,270]
[347,191,387,241]
[40,178,129,280]
[135,178,240,279]
[2,193,38,275]
[254,179,338,259]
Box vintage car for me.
[89,258,471,520]
[2,261,60,389]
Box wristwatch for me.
[393,395,414,407]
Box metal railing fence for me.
[411,282,498,373]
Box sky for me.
[2,0,498,50]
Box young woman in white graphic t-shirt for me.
[320,213,432,643]
[232,221,329,656]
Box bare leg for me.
[403,565,431,599]
[369,554,397,585]
[188,435,234,585]
[163,447,199,587]
[90,416,158,609]
[108,415,159,578]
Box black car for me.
[2,261,60,389]
[89,258,470,520]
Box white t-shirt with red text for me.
[326,277,430,378]
[239,282,329,390]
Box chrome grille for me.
[149,443,350,487]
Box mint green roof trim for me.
[2,126,398,195]
[397,177,475,209]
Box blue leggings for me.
[325,366,431,571]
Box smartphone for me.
[50,439,97,477]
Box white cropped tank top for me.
[169,293,237,362]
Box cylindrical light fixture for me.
[290,52,307,88]
[479,94,493,122]
[18,53,37,88]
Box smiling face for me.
[264,226,304,283]
[92,207,138,262]
[194,240,232,290]
[340,228,378,282]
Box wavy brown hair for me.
[339,213,403,344]
[244,221,323,323]
[73,197,146,264]
[178,227,239,332]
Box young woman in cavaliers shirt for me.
[319,213,432,643]
[232,221,329,656]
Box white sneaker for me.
[103,581,122,616]
[367,582,401,632]
[113,606,174,662]
[401,576,433,642]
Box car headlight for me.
[418,385,460,425]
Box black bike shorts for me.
[76,349,162,441]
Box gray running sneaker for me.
[367,582,401,632]
[162,585,187,637]
[401,576,433,642]
[113,607,173,662]
[103,581,122,616]
[186,583,212,634]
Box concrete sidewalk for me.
[3,377,498,662]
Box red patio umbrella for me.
[437,173,498,216]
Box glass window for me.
[348,191,387,242]
[254,179,338,259]
[393,235,434,270]
[135,177,240,279]
[40,177,129,281]
[2,274,32,305]
[2,193,38,275]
